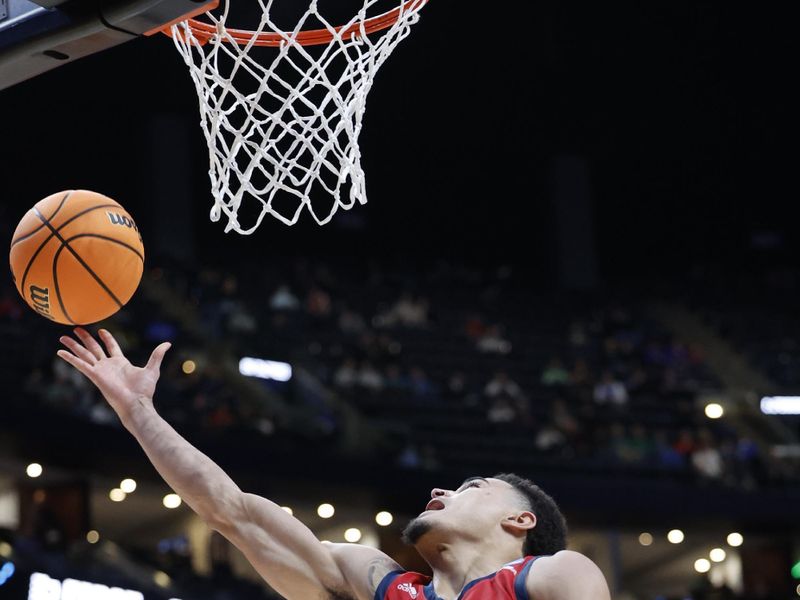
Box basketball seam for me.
[63,234,145,263]
[33,207,124,311]
[19,203,123,294]
[51,243,76,325]
[10,190,72,247]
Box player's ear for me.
[500,511,537,535]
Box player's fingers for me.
[59,336,97,365]
[56,349,95,380]
[74,327,106,360]
[98,329,123,357]
[145,342,172,373]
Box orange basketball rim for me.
[157,0,430,47]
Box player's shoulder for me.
[323,542,404,600]
[526,551,610,600]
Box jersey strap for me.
[375,569,407,600]
[513,556,546,600]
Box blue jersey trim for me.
[375,570,406,600]
[514,556,545,600]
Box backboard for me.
[0,0,215,91]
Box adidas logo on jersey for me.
[397,582,419,598]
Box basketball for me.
[9,190,145,325]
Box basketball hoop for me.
[166,0,429,233]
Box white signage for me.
[29,572,145,600]
[761,396,800,415]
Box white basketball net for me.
[171,0,427,233]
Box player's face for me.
[403,477,523,544]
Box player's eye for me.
[465,481,482,489]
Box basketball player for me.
[57,328,611,600]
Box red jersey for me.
[375,556,542,600]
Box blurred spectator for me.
[541,358,570,387]
[653,430,685,470]
[692,431,724,481]
[593,371,628,406]
[476,325,512,354]
[269,284,300,311]
[484,371,525,401]
[408,367,436,400]
[306,286,332,318]
[487,396,518,425]
[552,399,580,437]
[333,358,358,389]
[338,306,367,335]
[378,292,429,328]
[357,361,384,391]
[535,422,567,453]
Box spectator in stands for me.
[673,428,696,459]
[535,422,567,454]
[484,370,525,402]
[357,361,384,391]
[540,358,570,387]
[0,291,22,320]
[408,366,436,400]
[570,358,592,388]
[691,431,724,481]
[384,364,409,392]
[653,430,685,470]
[487,396,518,427]
[306,286,332,319]
[338,305,367,335]
[378,292,429,328]
[333,357,358,389]
[593,370,628,406]
[476,324,512,354]
[269,284,300,311]
[552,399,580,438]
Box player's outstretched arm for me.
[57,328,401,600]
[526,550,611,600]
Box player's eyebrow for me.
[457,476,488,491]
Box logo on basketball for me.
[29,284,52,319]
[396,583,418,598]
[107,212,138,231]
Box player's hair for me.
[493,473,567,556]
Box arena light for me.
[344,528,362,543]
[727,532,744,547]
[667,529,685,544]
[153,571,171,587]
[710,548,726,562]
[704,403,724,419]
[281,506,293,516]
[694,558,711,573]
[26,463,43,478]
[317,503,335,519]
[0,542,11,558]
[182,360,196,375]
[638,532,653,546]
[375,511,393,526]
[239,357,292,382]
[163,494,182,509]
[120,479,137,493]
[109,488,126,502]
[86,530,100,544]
[796,583,800,597]
[761,396,800,415]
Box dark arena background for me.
[1,2,799,599]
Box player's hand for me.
[57,328,171,420]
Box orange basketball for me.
[9,190,145,325]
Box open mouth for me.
[425,499,445,512]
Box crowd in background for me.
[3,257,796,488]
